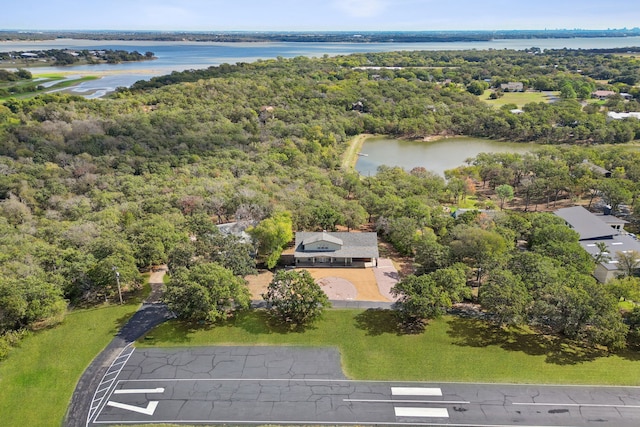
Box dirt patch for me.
[245,270,274,300]
[244,266,394,302]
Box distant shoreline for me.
[2,28,640,44]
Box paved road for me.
[88,347,640,427]
[65,269,174,427]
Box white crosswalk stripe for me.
[392,387,450,418]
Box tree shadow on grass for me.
[138,320,214,345]
[446,316,606,365]
[354,308,403,336]
[234,309,319,335]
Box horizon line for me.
[2,27,640,33]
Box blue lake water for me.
[2,36,640,96]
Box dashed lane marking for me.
[392,387,443,396]
[394,407,450,418]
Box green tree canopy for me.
[262,269,331,327]
[248,211,294,269]
[164,262,250,322]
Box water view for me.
[2,36,640,96]
[355,136,537,176]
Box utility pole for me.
[113,266,123,305]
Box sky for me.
[2,0,640,32]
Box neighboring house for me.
[620,92,634,100]
[500,82,524,92]
[293,231,379,267]
[555,206,640,282]
[581,159,612,178]
[607,111,640,121]
[216,220,257,244]
[591,90,616,100]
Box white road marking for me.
[113,387,165,394]
[106,400,159,415]
[395,407,449,417]
[345,399,469,404]
[513,402,640,409]
[392,387,442,396]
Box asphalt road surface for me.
[87,346,640,427]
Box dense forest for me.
[1,48,640,356]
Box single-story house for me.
[293,231,379,267]
[555,206,640,282]
[500,82,524,92]
[592,90,616,100]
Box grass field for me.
[0,274,151,427]
[478,90,559,108]
[140,309,640,386]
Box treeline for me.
[1,28,639,42]
[0,69,32,82]
[0,49,154,65]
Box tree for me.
[414,230,451,274]
[466,80,489,96]
[164,263,250,322]
[615,250,640,278]
[480,270,531,326]
[495,184,514,210]
[262,269,331,327]
[248,211,294,269]
[391,274,452,332]
[449,225,509,282]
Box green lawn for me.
[140,309,640,386]
[479,90,559,108]
[0,302,140,427]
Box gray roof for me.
[216,221,257,243]
[294,232,379,259]
[596,214,628,227]
[554,206,617,240]
[580,234,640,271]
[302,231,343,246]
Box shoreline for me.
[342,134,371,170]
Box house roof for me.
[592,90,616,97]
[294,232,379,259]
[216,220,257,243]
[596,214,628,227]
[554,206,617,240]
[302,231,343,246]
[580,234,640,271]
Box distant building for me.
[500,82,524,92]
[582,159,612,178]
[607,111,640,120]
[592,90,616,100]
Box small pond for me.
[355,136,538,177]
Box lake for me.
[2,36,640,97]
[355,136,537,176]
